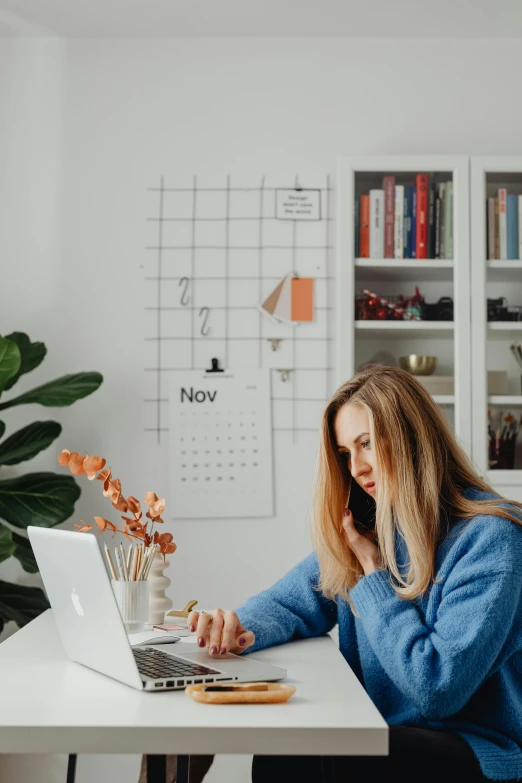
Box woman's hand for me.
[187,609,255,656]
[342,509,381,576]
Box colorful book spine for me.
[427,181,436,259]
[369,189,385,258]
[438,182,446,259]
[507,193,519,260]
[415,174,429,259]
[444,181,453,259]
[354,196,360,257]
[359,194,370,258]
[498,188,507,260]
[487,197,495,260]
[411,187,417,258]
[394,186,404,259]
[403,185,413,259]
[518,196,522,260]
[494,197,500,259]
[383,176,395,258]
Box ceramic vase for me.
[147,552,173,625]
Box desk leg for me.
[177,755,189,783]
[66,754,77,783]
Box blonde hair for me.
[312,365,522,606]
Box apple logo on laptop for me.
[71,588,84,617]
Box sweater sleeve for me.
[234,552,338,653]
[350,526,522,720]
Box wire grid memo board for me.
[143,174,333,452]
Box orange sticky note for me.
[291,278,314,322]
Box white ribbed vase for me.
[147,553,173,625]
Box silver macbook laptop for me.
[28,527,286,691]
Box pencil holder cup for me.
[111,580,149,633]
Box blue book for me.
[403,185,413,258]
[507,194,519,260]
[411,188,417,258]
[354,196,360,257]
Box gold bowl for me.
[399,355,437,376]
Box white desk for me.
[0,611,388,781]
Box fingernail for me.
[198,637,205,647]
[344,508,350,516]
[210,646,217,655]
[239,637,246,646]
[219,647,227,655]
[189,623,195,632]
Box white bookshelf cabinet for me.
[471,157,522,500]
[337,156,472,455]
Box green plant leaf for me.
[0,337,21,391]
[0,421,62,466]
[0,580,49,629]
[0,421,5,439]
[2,333,46,392]
[11,532,38,573]
[0,526,15,564]
[0,372,103,411]
[0,472,81,529]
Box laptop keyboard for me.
[133,646,221,680]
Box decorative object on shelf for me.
[416,375,454,395]
[147,551,173,626]
[267,338,282,351]
[487,371,508,396]
[166,600,198,619]
[260,273,314,324]
[421,296,454,321]
[399,355,437,376]
[58,450,177,626]
[276,369,292,382]
[488,298,522,322]
[488,410,519,470]
[355,288,423,321]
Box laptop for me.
[28,527,286,691]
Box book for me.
[415,174,429,259]
[434,188,442,259]
[394,185,404,259]
[369,189,385,258]
[487,197,496,260]
[518,196,522,261]
[438,182,446,259]
[507,193,519,260]
[444,181,453,259]
[498,188,507,260]
[383,176,395,258]
[411,187,417,258]
[427,181,436,259]
[354,196,360,257]
[494,197,500,260]
[403,185,413,259]
[359,194,370,258]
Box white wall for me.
[2,35,522,783]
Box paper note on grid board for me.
[169,369,274,519]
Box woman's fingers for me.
[196,612,213,648]
[188,609,255,655]
[187,610,199,633]
[208,610,225,654]
[233,629,255,652]
[220,611,240,654]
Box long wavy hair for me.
[312,365,522,605]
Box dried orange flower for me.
[58,450,176,559]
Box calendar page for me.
[169,369,274,519]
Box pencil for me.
[114,546,125,581]
[130,544,139,581]
[144,546,157,580]
[120,542,128,580]
[104,543,118,580]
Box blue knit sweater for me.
[236,487,522,781]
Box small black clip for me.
[206,357,224,373]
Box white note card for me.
[169,369,274,519]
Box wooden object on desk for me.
[186,682,296,705]
[166,600,198,619]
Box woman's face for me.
[334,403,376,496]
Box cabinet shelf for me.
[355,320,453,334]
[488,322,522,332]
[355,259,454,282]
[486,470,522,486]
[486,261,522,282]
[488,396,522,405]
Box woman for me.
[188,366,522,782]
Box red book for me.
[383,176,395,258]
[415,174,429,258]
[359,194,370,258]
